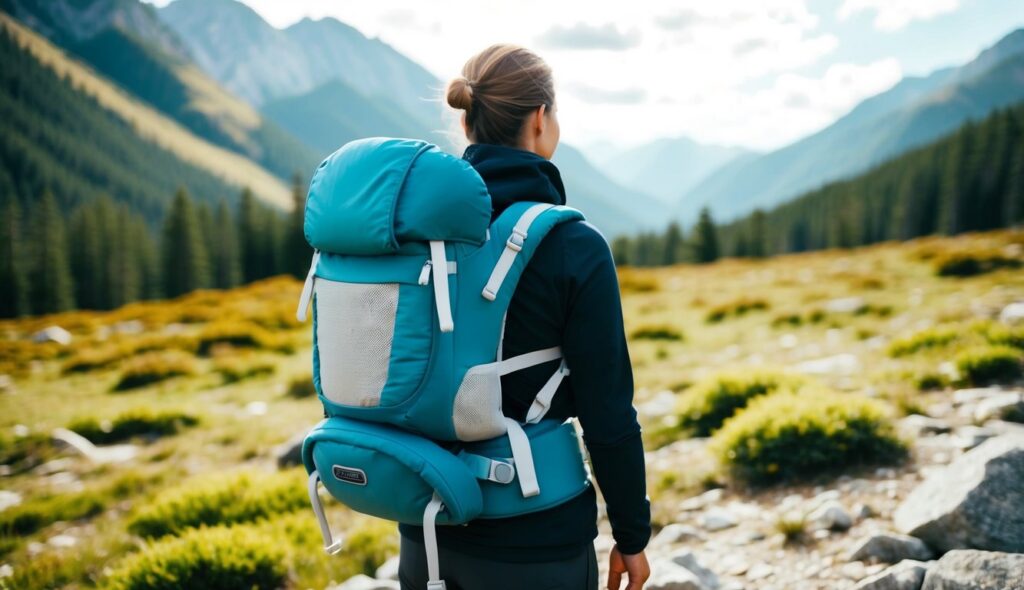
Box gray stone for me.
[973,392,1024,423]
[847,533,935,564]
[31,326,71,345]
[921,550,1024,590]
[0,490,21,511]
[853,560,929,590]
[679,488,724,512]
[275,430,307,468]
[700,508,737,531]
[999,301,1024,324]
[374,555,399,581]
[669,551,719,589]
[652,523,705,546]
[329,574,399,590]
[808,500,853,531]
[899,415,953,437]
[950,425,998,450]
[895,434,1024,553]
[647,562,710,590]
[952,388,1001,406]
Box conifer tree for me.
[610,235,632,266]
[238,188,265,282]
[68,201,103,309]
[30,190,75,314]
[211,199,241,289]
[662,222,684,265]
[162,188,210,297]
[693,207,720,264]
[285,173,310,278]
[134,217,161,300]
[0,197,29,317]
[748,209,767,258]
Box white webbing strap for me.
[429,241,454,333]
[525,359,570,424]
[503,417,540,497]
[422,492,447,590]
[494,345,562,376]
[482,204,554,301]
[307,471,343,555]
[296,249,321,322]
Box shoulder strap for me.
[481,202,585,303]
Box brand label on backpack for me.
[332,465,367,486]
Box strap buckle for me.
[487,459,516,484]
[506,229,527,252]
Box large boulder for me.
[921,550,1024,590]
[894,434,1024,553]
[853,560,929,590]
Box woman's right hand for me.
[607,545,650,589]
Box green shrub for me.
[771,313,803,327]
[113,351,196,391]
[676,369,805,436]
[104,525,288,590]
[0,431,58,474]
[934,250,1020,277]
[286,374,316,398]
[68,409,199,444]
[0,491,106,537]
[617,270,660,293]
[978,322,1024,350]
[955,346,1023,386]
[630,324,684,341]
[128,470,308,538]
[706,298,769,323]
[888,326,959,357]
[710,391,907,484]
[915,371,950,391]
[213,356,276,384]
[196,322,291,356]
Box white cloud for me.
[838,0,960,31]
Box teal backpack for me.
[296,138,593,590]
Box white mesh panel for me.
[453,368,507,441]
[315,280,398,408]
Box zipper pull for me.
[418,260,432,285]
[296,250,321,322]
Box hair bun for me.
[446,76,474,111]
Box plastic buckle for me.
[488,460,516,484]
[506,230,526,252]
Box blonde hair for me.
[446,44,555,146]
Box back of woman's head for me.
[446,44,555,146]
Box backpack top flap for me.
[305,137,492,256]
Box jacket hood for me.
[463,144,566,219]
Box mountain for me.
[262,79,438,158]
[3,0,320,182]
[679,28,1024,222]
[600,137,752,204]
[158,0,442,128]
[0,11,291,213]
[552,145,669,236]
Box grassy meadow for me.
[2,230,1023,589]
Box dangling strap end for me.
[296,250,320,322]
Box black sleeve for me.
[560,221,652,555]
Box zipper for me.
[418,260,432,285]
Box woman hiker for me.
[397,44,652,590]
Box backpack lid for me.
[305,137,492,256]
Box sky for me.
[153,0,1024,153]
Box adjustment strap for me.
[525,359,570,424]
[429,241,454,332]
[423,492,447,590]
[457,451,516,484]
[482,204,553,301]
[296,249,320,322]
[307,471,343,554]
[495,346,561,376]
[503,418,540,497]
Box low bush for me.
[955,346,1023,386]
[63,334,198,374]
[68,409,199,444]
[0,492,105,537]
[706,298,769,324]
[915,371,950,391]
[0,431,59,474]
[887,326,959,357]
[934,250,1020,277]
[286,374,316,398]
[676,369,805,436]
[710,391,907,484]
[196,322,292,356]
[104,525,288,590]
[113,351,196,391]
[128,470,308,538]
[617,271,660,293]
[630,324,684,341]
[977,322,1024,350]
[213,356,276,384]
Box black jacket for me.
[399,143,651,562]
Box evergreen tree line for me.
[614,101,1024,266]
[0,179,309,318]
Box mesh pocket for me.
[315,280,398,408]
[452,368,507,441]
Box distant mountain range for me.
[678,28,1024,223]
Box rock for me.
[999,301,1024,324]
[31,326,71,345]
[847,533,935,564]
[669,551,719,589]
[275,430,307,468]
[679,488,724,512]
[952,387,1001,406]
[808,500,852,531]
[826,297,866,314]
[746,563,773,581]
[50,428,137,464]
[0,563,11,578]
[853,503,875,521]
[0,490,21,511]
[245,401,268,416]
[853,560,929,590]
[653,523,705,546]
[329,574,399,590]
[375,555,399,581]
[895,434,1024,553]
[795,353,861,376]
[111,320,144,335]
[973,392,1024,423]
[647,562,711,590]
[898,415,952,437]
[639,390,678,418]
[700,508,737,531]
[921,550,1024,590]
[950,425,997,450]
[47,534,77,548]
